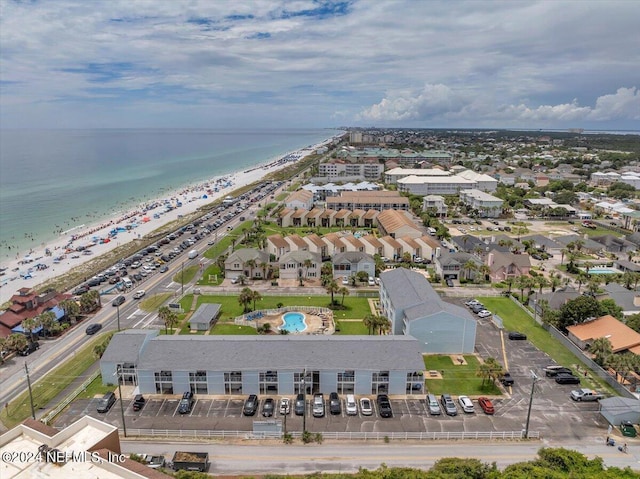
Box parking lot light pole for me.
[114,366,127,437]
[524,370,539,439]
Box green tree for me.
[338,286,349,306]
[588,337,613,366]
[363,314,377,335]
[158,306,179,334]
[325,280,340,305]
[599,298,624,320]
[5,333,28,353]
[557,296,600,332]
[251,289,262,311]
[21,317,40,342]
[238,287,254,313]
[39,311,56,338]
[59,299,80,324]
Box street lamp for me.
[301,368,306,433]
[114,366,127,438]
[524,370,539,439]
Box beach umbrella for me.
[142,216,150,222]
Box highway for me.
[121,440,640,474]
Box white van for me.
[121,276,133,289]
[188,250,198,259]
[427,227,437,236]
[346,394,358,416]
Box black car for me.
[508,331,527,340]
[85,323,102,335]
[112,295,125,307]
[501,372,514,386]
[97,392,116,413]
[329,392,341,415]
[159,265,169,273]
[177,391,194,414]
[261,398,275,417]
[132,394,145,411]
[446,279,454,287]
[294,393,305,416]
[19,341,39,356]
[544,366,573,377]
[376,394,393,418]
[243,394,259,416]
[555,373,581,385]
[73,285,89,295]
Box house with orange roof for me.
[265,234,290,260]
[285,234,308,252]
[567,315,640,354]
[0,288,71,338]
[378,235,404,261]
[285,189,314,210]
[360,234,384,257]
[303,233,329,258]
[377,209,422,239]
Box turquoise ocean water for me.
[0,128,340,260]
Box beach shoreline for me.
[0,136,335,304]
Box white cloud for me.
[1,0,639,128]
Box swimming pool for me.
[280,312,307,333]
[582,267,621,275]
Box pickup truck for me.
[570,388,603,402]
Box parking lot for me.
[55,296,609,440]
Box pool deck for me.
[257,310,334,335]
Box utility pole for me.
[524,371,539,438]
[116,303,121,332]
[301,368,306,434]
[116,366,127,437]
[181,261,185,295]
[25,362,35,419]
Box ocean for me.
[0,128,340,260]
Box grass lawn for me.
[76,374,115,399]
[423,355,501,396]
[211,323,257,335]
[197,264,223,286]
[478,297,615,393]
[335,320,369,335]
[194,294,371,321]
[275,193,288,201]
[0,333,107,429]
[139,293,172,312]
[172,265,199,284]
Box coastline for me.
[0,137,334,304]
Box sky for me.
[1,0,639,130]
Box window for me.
[224,371,242,394]
[189,370,208,395]
[154,370,173,394]
[337,370,355,394]
[259,370,278,394]
[406,371,423,394]
[371,371,389,394]
[118,363,137,386]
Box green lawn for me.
[423,355,501,396]
[0,333,108,428]
[194,294,371,321]
[172,265,199,284]
[335,320,369,335]
[76,374,115,399]
[211,323,257,335]
[197,264,223,286]
[479,297,614,393]
[139,293,172,312]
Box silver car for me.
[426,394,441,415]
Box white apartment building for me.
[384,167,451,185]
[422,195,448,217]
[397,175,475,196]
[459,189,504,218]
[318,162,384,180]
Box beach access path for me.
[0,143,324,305]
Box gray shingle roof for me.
[189,303,221,326]
[102,330,158,364]
[380,268,471,321]
[135,335,425,372]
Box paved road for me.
[122,439,640,475]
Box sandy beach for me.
[0,140,331,304]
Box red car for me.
[477,397,495,415]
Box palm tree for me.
[87,289,101,308]
[326,280,340,305]
[303,259,313,279]
[560,248,568,265]
[237,273,247,286]
[478,264,491,283]
[238,287,254,313]
[338,286,349,306]
[484,357,505,385]
[588,337,612,366]
[573,239,585,253]
[59,299,80,324]
[550,276,561,292]
[245,259,257,278]
[476,362,492,386]
[5,333,28,353]
[462,260,478,281]
[586,277,602,296]
[535,275,550,294]
[21,317,39,342]
[363,314,376,335]
[259,261,268,280]
[576,271,589,292]
[39,311,56,338]
[376,316,391,335]
[158,306,179,334]
[251,289,262,311]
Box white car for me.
[279,398,290,415]
[458,395,475,414]
[345,394,358,416]
[368,277,375,286]
[359,397,373,416]
[477,310,492,318]
[342,276,349,285]
[133,290,146,300]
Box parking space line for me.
[499,330,513,394]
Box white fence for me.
[42,369,101,425]
[124,428,538,441]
